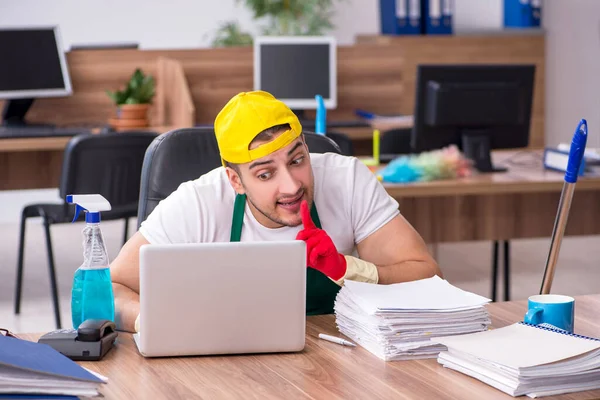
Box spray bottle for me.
[67,194,115,329]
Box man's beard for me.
[246,188,311,228]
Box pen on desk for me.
[373,129,380,165]
[540,119,587,295]
[318,333,356,347]
[354,109,375,120]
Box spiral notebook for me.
[434,322,600,397]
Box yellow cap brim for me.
[221,127,301,166]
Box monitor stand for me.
[1,98,54,128]
[291,109,309,122]
[461,130,507,173]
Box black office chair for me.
[305,131,342,155]
[296,120,354,156]
[15,131,157,329]
[326,131,354,156]
[137,127,342,226]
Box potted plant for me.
[106,68,155,129]
[211,0,343,47]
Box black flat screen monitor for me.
[0,26,72,126]
[411,64,535,172]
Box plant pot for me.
[110,104,150,130]
[117,104,150,120]
[109,117,149,130]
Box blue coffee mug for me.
[524,294,575,332]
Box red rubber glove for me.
[295,200,347,281]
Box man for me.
[110,90,441,332]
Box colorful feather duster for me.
[376,145,473,183]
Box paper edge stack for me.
[333,276,492,362]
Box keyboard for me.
[0,126,91,139]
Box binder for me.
[379,0,400,35]
[504,0,533,28]
[422,0,453,35]
[0,396,78,399]
[0,335,104,397]
[379,0,421,35]
[531,0,542,27]
[441,0,453,34]
[543,147,586,176]
[405,0,422,35]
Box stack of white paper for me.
[334,275,491,361]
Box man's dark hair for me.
[224,123,295,172]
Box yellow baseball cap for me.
[214,90,303,166]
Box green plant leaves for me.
[106,68,155,106]
[211,21,254,47]
[213,0,345,47]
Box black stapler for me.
[38,319,118,361]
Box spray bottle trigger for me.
[72,204,85,223]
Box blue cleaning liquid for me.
[71,222,114,329]
[71,268,115,329]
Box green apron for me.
[230,194,341,315]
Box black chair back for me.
[325,131,354,156]
[137,127,220,227]
[59,131,157,216]
[137,128,342,227]
[304,131,342,154]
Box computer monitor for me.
[411,65,535,173]
[0,26,72,126]
[253,36,337,117]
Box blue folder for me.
[0,336,102,382]
[0,396,79,399]
[504,0,534,28]
[422,0,453,35]
[531,0,542,27]
[406,0,423,34]
[0,335,103,397]
[379,0,422,35]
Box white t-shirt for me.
[139,153,400,255]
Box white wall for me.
[543,0,600,147]
[0,0,257,49]
[0,0,501,49]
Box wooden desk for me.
[0,138,66,190]
[384,151,600,243]
[0,126,175,190]
[19,294,600,399]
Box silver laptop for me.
[133,241,307,357]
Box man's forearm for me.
[376,260,442,285]
[113,282,140,333]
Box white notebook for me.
[435,322,600,397]
[436,322,600,369]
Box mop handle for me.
[540,119,588,295]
